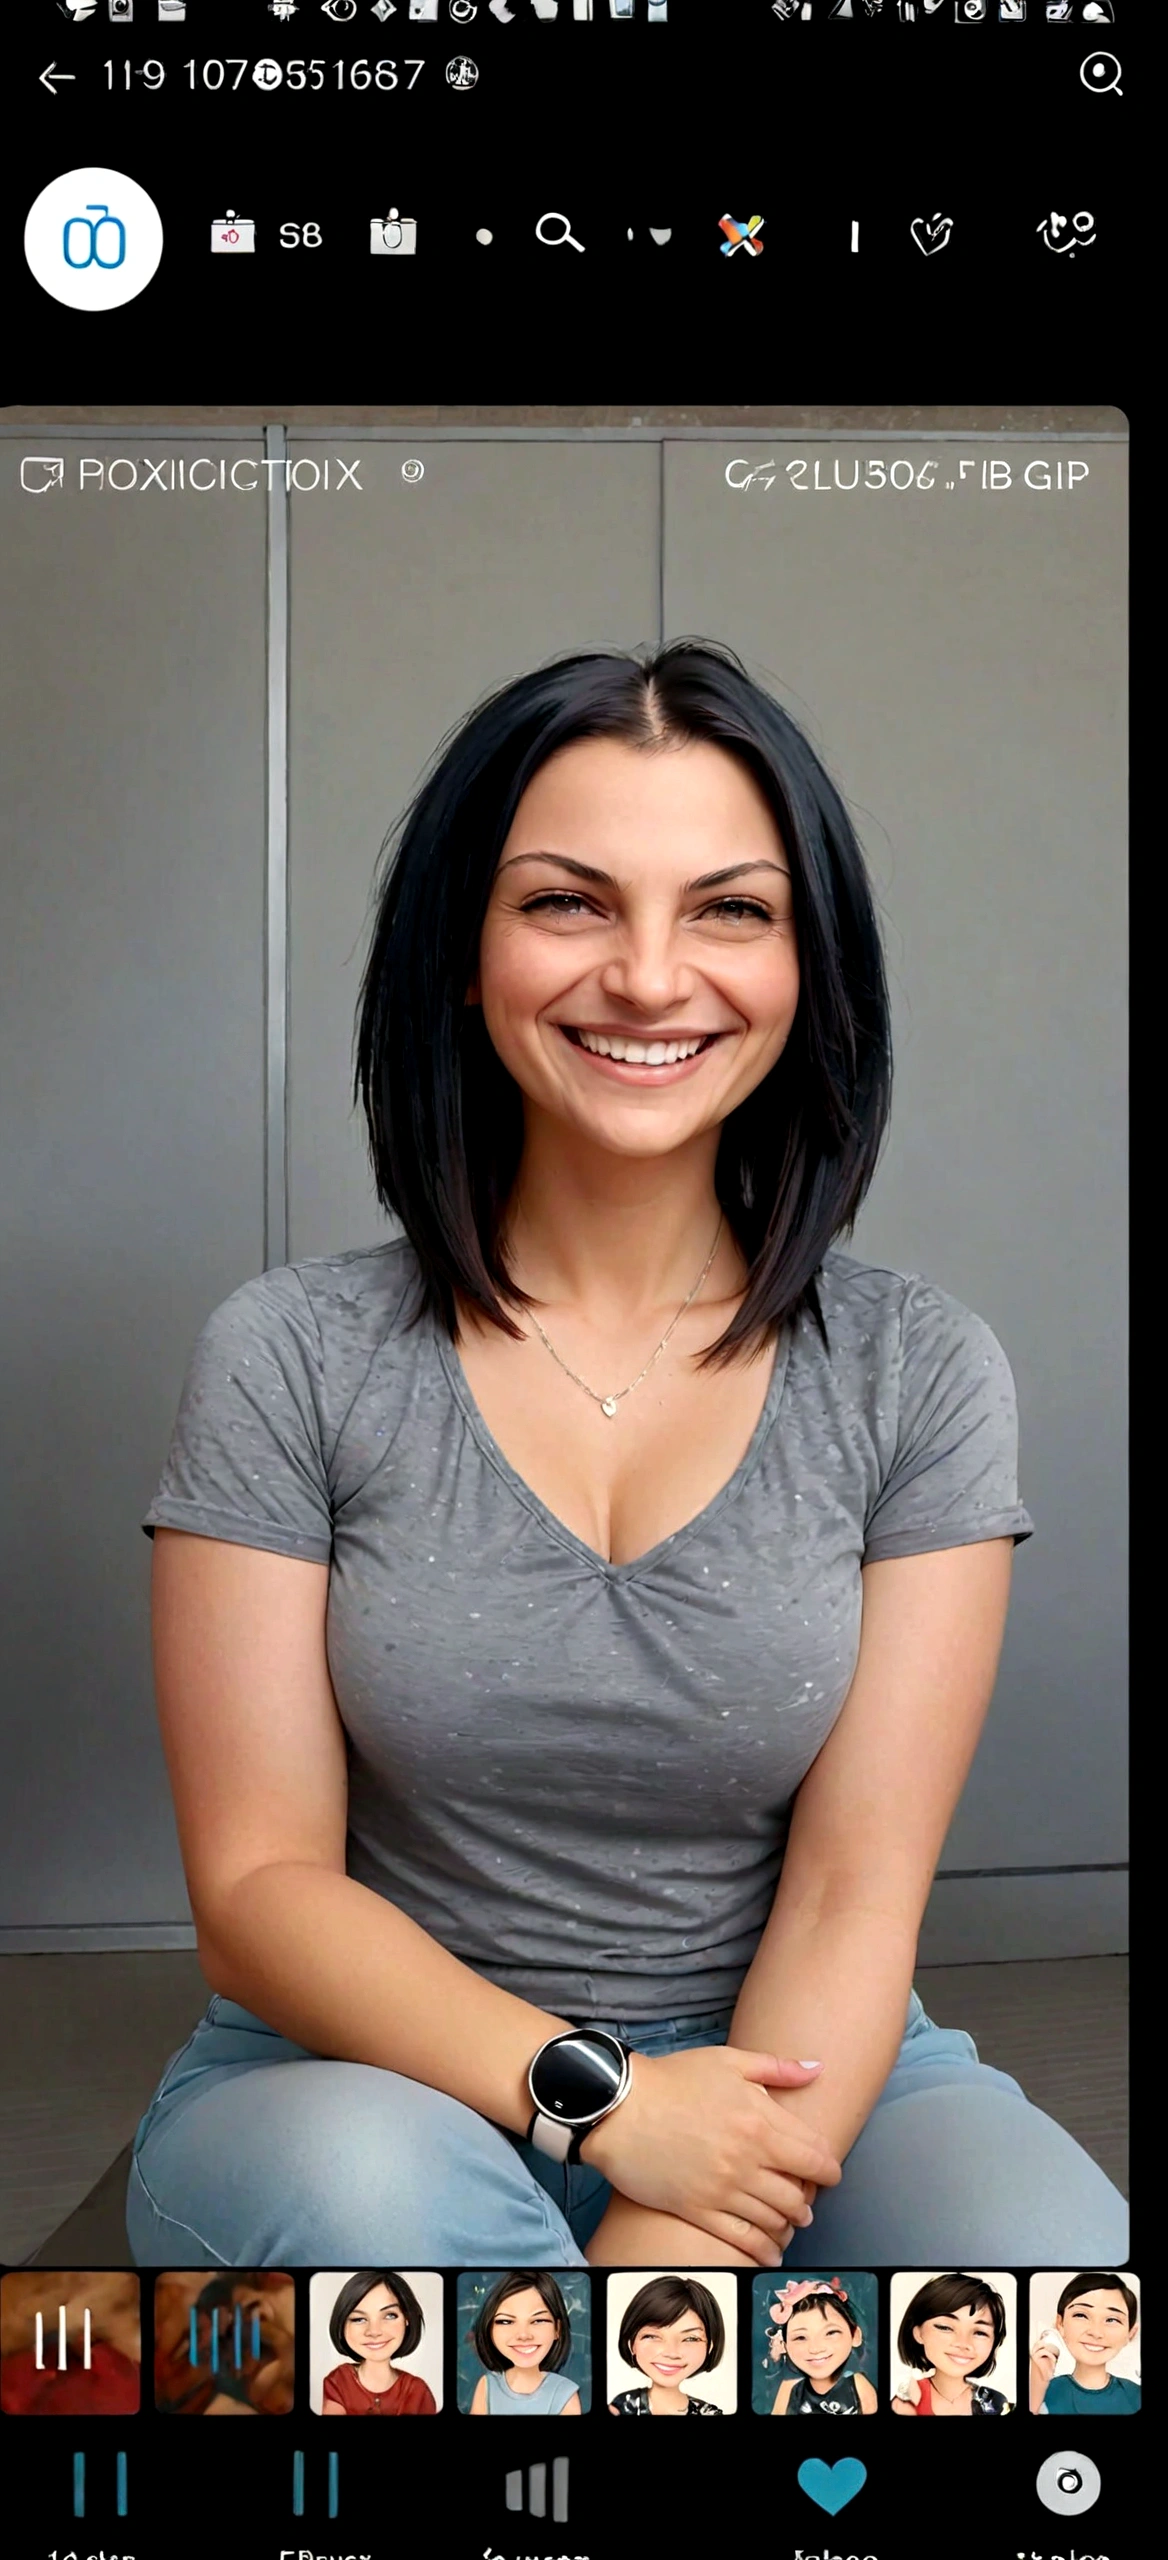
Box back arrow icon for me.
[40,63,77,93]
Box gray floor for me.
[0,1951,1128,2268]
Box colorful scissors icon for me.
[719,214,765,257]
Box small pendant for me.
[601,1395,619,1417]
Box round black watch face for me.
[531,2032,625,2119]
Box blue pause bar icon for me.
[291,2451,340,2518]
[188,2304,261,2367]
[505,2459,569,2521]
[72,2452,128,2518]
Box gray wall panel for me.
[663,441,1127,1930]
[0,444,269,1928]
[286,440,661,1259]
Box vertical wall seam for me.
[264,424,290,1272]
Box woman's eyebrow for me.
[498,852,790,890]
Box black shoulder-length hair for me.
[353,642,893,1368]
[328,2269,426,2362]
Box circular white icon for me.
[24,167,162,312]
[446,54,478,84]
[401,458,425,482]
[476,227,493,243]
[1080,49,1121,93]
[1035,2451,1102,2517]
[451,0,477,16]
[252,57,285,88]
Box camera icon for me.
[370,210,417,253]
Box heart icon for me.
[911,213,953,256]
[797,2458,867,2516]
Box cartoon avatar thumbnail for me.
[458,2270,590,2414]
[312,2268,441,2414]
[758,2273,878,2414]
[1029,2270,1140,2414]
[890,2269,1017,2416]
[607,2272,737,2416]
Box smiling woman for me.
[127,642,1128,2279]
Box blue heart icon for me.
[797,2457,867,2516]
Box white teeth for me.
[574,1030,708,1063]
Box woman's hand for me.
[581,2046,841,2267]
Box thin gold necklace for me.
[524,1213,725,1418]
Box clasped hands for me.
[580,2046,840,2268]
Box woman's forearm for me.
[198,1860,575,2138]
[585,2196,756,2268]
[585,1907,918,2267]
[728,1903,919,2162]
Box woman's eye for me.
[519,893,773,922]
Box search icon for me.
[1080,50,1122,94]
[536,211,586,252]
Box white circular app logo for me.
[1035,2451,1102,2517]
[25,168,162,311]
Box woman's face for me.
[784,2303,858,2379]
[345,2287,406,2357]
[913,2303,997,2380]
[490,2287,559,2369]
[630,2310,711,2387]
[469,737,800,1166]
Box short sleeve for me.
[141,1267,333,1562]
[862,1277,1035,1564]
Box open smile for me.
[556,1023,727,1083]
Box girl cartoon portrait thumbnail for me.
[464,2271,584,2414]
[891,2270,1015,2417]
[318,2269,439,2415]
[608,2274,734,2416]
[765,2275,877,2415]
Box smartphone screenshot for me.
[4,7,1133,2557]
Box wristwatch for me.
[526,2027,632,2165]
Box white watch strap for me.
[529,2112,575,2163]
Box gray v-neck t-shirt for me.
[141,1236,1033,2018]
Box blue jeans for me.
[125,1989,1127,2269]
